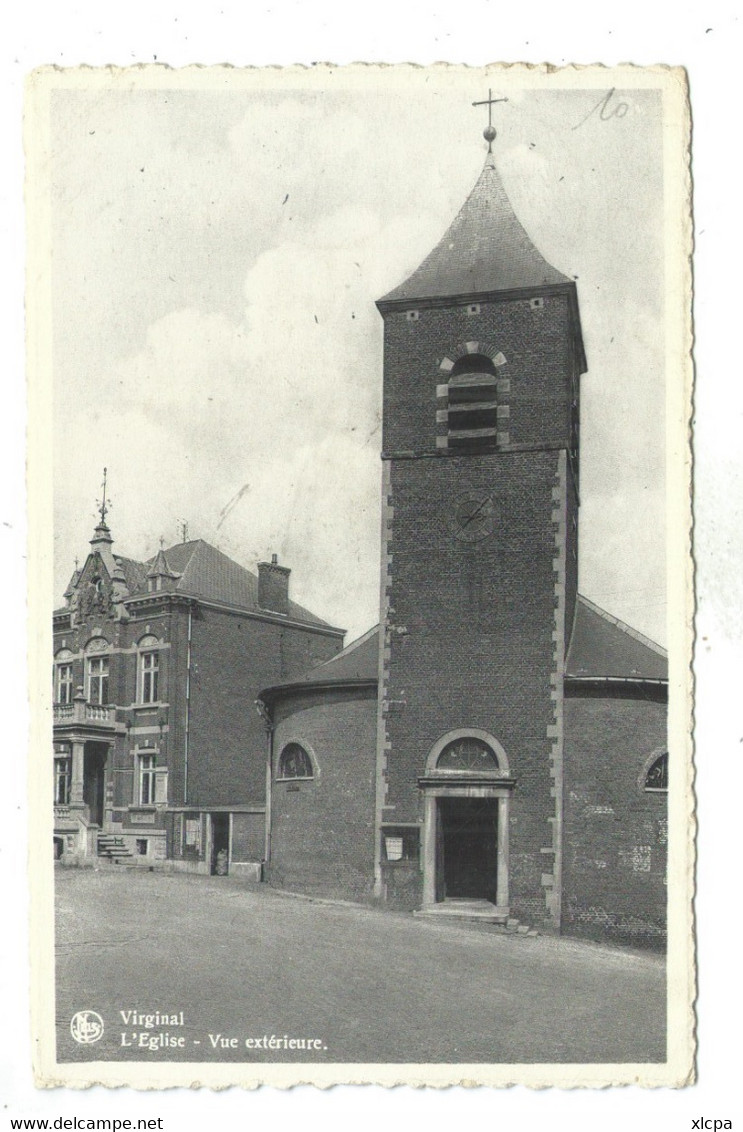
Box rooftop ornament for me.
[96,466,111,526]
[472,89,508,152]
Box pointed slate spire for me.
[379,150,569,306]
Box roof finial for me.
[472,89,508,153]
[159,535,165,550]
[97,467,111,525]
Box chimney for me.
[257,553,290,615]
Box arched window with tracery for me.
[644,751,668,792]
[436,736,500,773]
[277,743,314,781]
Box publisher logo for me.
[70,1010,104,1044]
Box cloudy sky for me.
[48,69,667,645]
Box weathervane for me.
[472,89,509,152]
[97,467,111,525]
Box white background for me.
[2,2,741,1128]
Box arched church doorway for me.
[419,731,514,913]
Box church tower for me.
[374,115,586,932]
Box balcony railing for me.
[54,803,90,828]
[53,700,117,727]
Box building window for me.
[140,651,159,703]
[277,743,314,780]
[88,655,109,705]
[183,814,202,855]
[139,754,156,804]
[136,839,148,856]
[436,736,499,773]
[138,754,167,805]
[440,353,501,452]
[56,663,73,704]
[644,751,668,792]
[54,757,71,805]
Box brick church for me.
[53,122,668,946]
[257,131,669,945]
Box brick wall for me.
[377,288,582,928]
[381,291,575,457]
[54,585,341,823]
[565,462,579,650]
[381,450,565,925]
[266,686,377,902]
[54,605,175,813]
[231,812,265,862]
[163,605,187,807]
[54,606,172,706]
[186,608,341,808]
[562,687,668,946]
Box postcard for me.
[26,62,693,1088]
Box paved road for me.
[55,868,665,1064]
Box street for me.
[55,868,666,1064]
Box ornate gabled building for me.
[258,131,669,946]
[53,516,343,873]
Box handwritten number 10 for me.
[573,88,629,130]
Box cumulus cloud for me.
[52,83,668,644]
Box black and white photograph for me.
[25,63,692,1088]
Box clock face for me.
[452,492,495,541]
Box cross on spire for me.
[97,467,111,525]
[472,89,509,151]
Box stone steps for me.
[97,835,135,862]
[414,900,538,935]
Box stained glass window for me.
[277,743,314,780]
[644,751,668,791]
[436,737,499,772]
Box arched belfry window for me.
[448,355,499,439]
[436,736,499,773]
[644,751,668,792]
[437,350,509,453]
[277,743,314,781]
[450,353,498,378]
